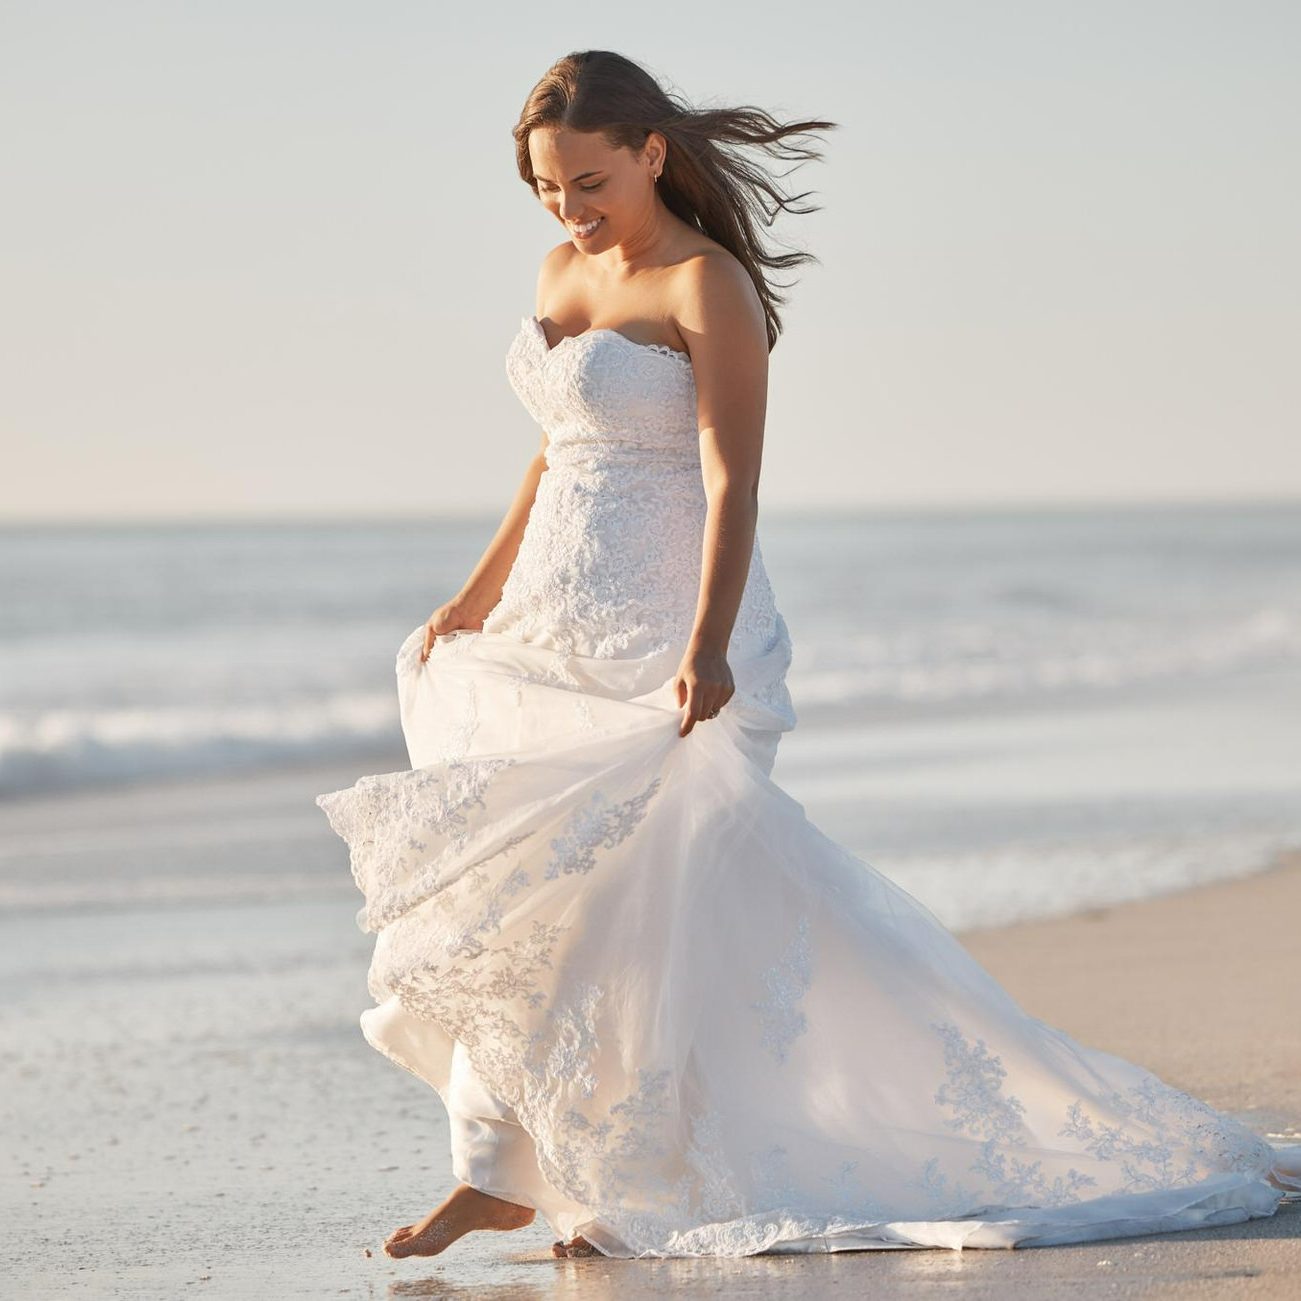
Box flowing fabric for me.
[316,314,1301,1257]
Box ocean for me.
[2,500,1299,930]
[5,500,1301,1296]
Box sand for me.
[2,761,1297,1299]
[962,849,1301,1130]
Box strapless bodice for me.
[505,316,701,472]
[482,314,791,688]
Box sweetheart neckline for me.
[524,314,693,366]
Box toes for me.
[551,1234,598,1259]
[387,1233,426,1259]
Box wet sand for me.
[1,762,1297,1299]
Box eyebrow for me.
[534,170,605,184]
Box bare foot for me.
[384,1184,535,1258]
[551,1234,599,1258]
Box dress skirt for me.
[316,620,1301,1257]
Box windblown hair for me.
[512,50,839,351]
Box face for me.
[528,126,664,249]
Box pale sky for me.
[2,1,1298,521]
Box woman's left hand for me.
[673,643,735,736]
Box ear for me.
[644,130,667,173]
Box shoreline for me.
[4,830,1299,1297]
[4,744,1298,935]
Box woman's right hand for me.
[420,597,488,662]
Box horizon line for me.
[2,491,1299,530]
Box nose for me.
[557,193,586,222]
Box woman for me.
[316,50,1301,1261]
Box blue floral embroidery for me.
[1059,1075,1273,1192]
[931,1021,1098,1206]
[932,1020,1027,1142]
[751,915,812,1063]
[929,1020,1275,1209]
[545,777,662,878]
[751,1144,798,1205]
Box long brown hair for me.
[513,50,839,352]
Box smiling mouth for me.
[571,217,604,239]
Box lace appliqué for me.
[751,915,812,1063]
[442,844,535,960]
[316,756,517,930]
[433,677,480,762]
[933,1021,1028,1142]
[540,981,604,1100]
[545,777,663,879]
[930,1021,1273,1209]
[751,1145,799,1204]
[1059,1076,1275,1193]
[682,1109,748,1223]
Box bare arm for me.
[686,259,767,653]
[423,253,570,660]
[456,435,549,617]
[421,431,549,659]
[672,254,770,734]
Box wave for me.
[0,690,401,797]
[787,606,1301,707]
[2,607,1297,797]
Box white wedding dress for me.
[316,313,1301,1258]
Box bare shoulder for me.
[534,241,578,315]
[671,248,765,343]
[671,247,767,358]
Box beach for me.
[2,757,1297,1300]
[5,0,1301,1285]
[962,849,1301,1130]
[4,507,1299,1296]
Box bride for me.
[316,49,1301,1262]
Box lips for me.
[571,217,604,239]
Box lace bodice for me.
[482,315,788,664]
[507,316,698,465]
